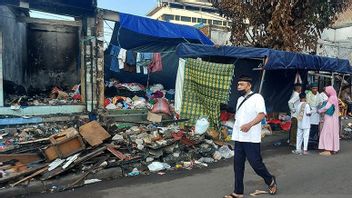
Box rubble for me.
[5,84,82,107]
[0,88,234,193]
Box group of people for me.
[224,75,343,198]
[288,83,340,156]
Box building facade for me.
[147,0,231,44]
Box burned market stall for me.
[0,0,101,116]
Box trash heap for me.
[343,122,352,139]
[0,117,233,191]
[6,85,81,109]
[104,80,175,111]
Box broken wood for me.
[0,164,47,184]
[10,166,48,187]
[79,121,111,146]
[0,153,41,164]
[106,145,127,160]
[64,155,109,191]
[41,146,106,180]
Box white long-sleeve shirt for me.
[288,91,300,118]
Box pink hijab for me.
[325,86,338,107]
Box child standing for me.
[292,93,311,155]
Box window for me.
[207,19,212,25]
[175,15,180,21]
[162,14,174,21]
[169,3,184,9]
[197,18,202,23]
[185,6,200,11]
[181,16,191,22]
[202,8,217,13]
[213,20,222,25]
[201,19,207,24]
[223,21,228,26]
[192,18,197,23]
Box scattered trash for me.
[128,168,140,177]
[83,179,102,185]
[195,117,210,135]
[147,162,171,172]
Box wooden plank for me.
[79,121,111,146]
[0,31,3,107]
[106,145,127,160]
[41,146,106,180]
[0,164,47,184]
[10,166,48,187]
[0,153,41,164]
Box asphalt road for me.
[30,140,352,198]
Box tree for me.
[211,0,351,52]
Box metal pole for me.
[338,74,345,98]
[259,69,266,94]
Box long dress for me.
[318,101,340,152]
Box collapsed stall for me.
[103,13,213,116]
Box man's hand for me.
[240,123,252,133]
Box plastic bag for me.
[218,145,234,159]
[147,162,171,172]
[195,117,210,135]
[151,98,171,115]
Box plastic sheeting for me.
[109,13,213,51]
[176,43,352,74]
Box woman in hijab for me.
[318,86,340,156]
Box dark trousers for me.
[234,141,273,194]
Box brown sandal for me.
[224,193,244,198]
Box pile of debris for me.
[104,80,175,111]
[6,85,82,109]
[0,118,233,191]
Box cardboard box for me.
[147,111,162,123]
[79,121,111,146]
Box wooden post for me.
[0,32,3,107]
[338,74,345,98]
[79,18,86,105]
[96,11,105,109]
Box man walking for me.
[224,75,277,198]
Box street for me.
[30,140,352,198]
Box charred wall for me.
[0,5,27,86]
[27,23,80,91]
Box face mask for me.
[239,90,247,96]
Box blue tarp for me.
[109,13,213,51]
[176,43,352,74]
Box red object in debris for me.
[151,98,171,115]
[267,119,281,125]
[72,94,81,101]
[107,145,127,160]
[104,98,111,107]
[172,131,185,140]
[280,122,291,131]
[220,112,231,121]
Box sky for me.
[98,0,157,16]
[29,0,159,46]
